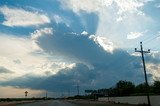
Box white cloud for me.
[59,0,111,13]
[127,31,144,39]
[147,64,160,81]
[89,35,114,52]
[115,0,144,15]
[0,34,40,57]
[53,15,63,24]
[116,16,124,22]
[150,51,160,62]
[59,0,146,16]
[81,31,88,35]
[31,28,53,40]
[157,37,160,40]
[53,14,70,27]
[0,32,77,82]
[37,62,76,75]
[0,6,50,27]
[0,34,43,79]
[145,51,160,81]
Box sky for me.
[0,0,160,98]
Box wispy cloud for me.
[155,3,160,8]
[53,14,70,27]
[59,0,147,17]
[156,31,160,40]
[0,6,50,27]
[127,31,144,39]
[53,15,63,24]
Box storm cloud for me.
[1,24,149,93]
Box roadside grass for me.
[69,100,135,106]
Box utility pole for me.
[135,42,151,106]
[68,89,70,97]
[46,91,47,99]
[77,83,80,96]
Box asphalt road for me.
[17,100,79,106]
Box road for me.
[17,100,79,106]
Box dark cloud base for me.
[0,66,13,73]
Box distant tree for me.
[153,81,160,95]
[134,82,154,96]
[116,80,135,96]
[107,88,118,96]
[135,83,147,94]
[97,89,108,96]
[84,80,160,97]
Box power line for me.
[142,34,160,45]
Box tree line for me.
[85,80,160,97]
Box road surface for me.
[17,100,79,106]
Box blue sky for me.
[0,0,160,98]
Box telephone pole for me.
[68,89,70,97]
[46,91,47,99]
[135,42,151,106]
[77,83,80,96]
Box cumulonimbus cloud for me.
[1,23,160,93]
